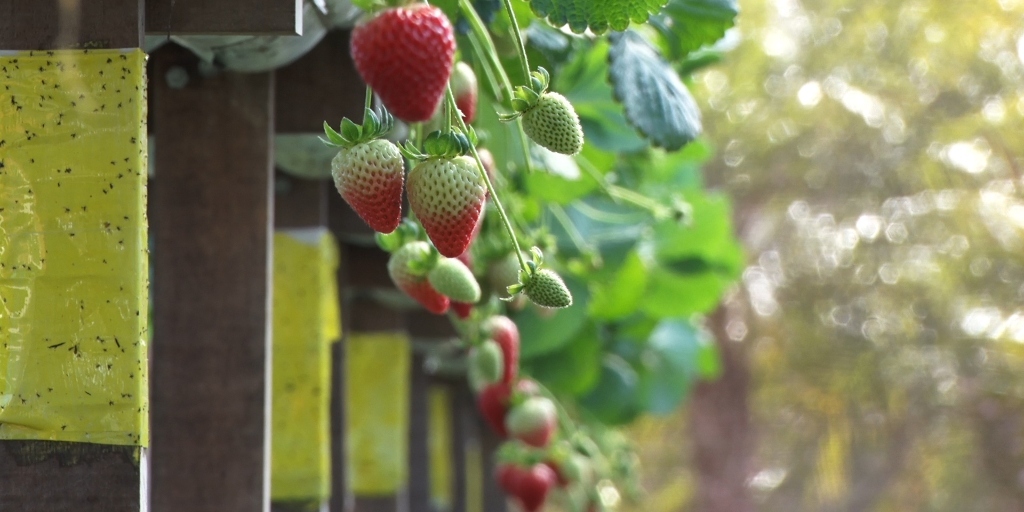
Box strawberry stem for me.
[458,0,534,174]
[548,203,593,256]
[577,153,669,217]
[445,85,530,275]
[364,86,374,114]
[499,0,531,82]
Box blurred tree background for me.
[625,0,1024,510]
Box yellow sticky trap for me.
[347,332,410,495]
[429,388,453,509]
[0,49,149,446]
[271,229,341,501]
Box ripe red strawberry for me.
[452,301,473,319]
[505,396,557,448]
[484,316,519,384]
[407,155,487,258]
[350,5,456,122]
[515,463,557,512]
[543,460,570,487]
[451,61,478,124]
[496,463,526,495]
[477,382,512,437]
[387,241,450,314]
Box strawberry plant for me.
[329,0,743,508]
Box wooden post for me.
[331,194,406,512]
[274,31,367,512]
[150,45,274,512]
[270,174,333,509]
[0,2,147,511]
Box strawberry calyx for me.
[376,218,422,253]
[500,67,551,121]
[323,107,395,148]
[400,129,476,161]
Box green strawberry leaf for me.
[652,190,744,277]
[559,42,648,153]
[527,0,668,34]
[608,30,702,151]
[640,268,729,317]
[588,249,649,321]
[514,276,591,359]
[653,0,738,60]
[578,355,642,425]
[637,319,702,414]
[522,324,603,396]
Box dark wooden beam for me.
[146,0,301,36]
[408,354,432,512]
[0,0,143,50]
[276,30,365,133]
[150,45,274,512]
[0,444,143,512]
[450,387,469,512]
[274,171,328,229]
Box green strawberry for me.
[521,92,583,156]
[428,257,481,303]
[503,67,584,156]
[469,339,504,387]
[406,154,487,258]
[451,61,478,124]
[387,241,450,314]
[523,268,573,309]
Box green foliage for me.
[527,0,668,34]
[609,30,703,151]
[650,0,738,60]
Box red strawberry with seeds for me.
[543,460,571,487]
[515,463,557,512]
[452,301,473,319]
[496,463,526,495]
[350,5,456,122]
[387,241,450,314]
[506,396,557,448]
[325,109,404,233]
[477,382,512,437]
[484,316,519,384]
[451,61,478,124]
[407,154,487,258]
